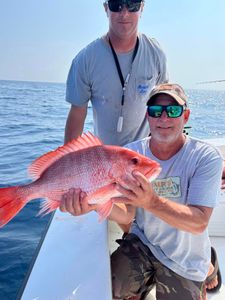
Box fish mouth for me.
[145,167,161,181]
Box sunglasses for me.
[147,105,185,118]
[107,0,142,13]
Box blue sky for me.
[0,0,225,89]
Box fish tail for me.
[0,186,29,227]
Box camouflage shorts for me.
[111,233,206,300]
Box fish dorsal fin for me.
[28,132,103,180]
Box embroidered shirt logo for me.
[152,177,181,198]
[137,84,149,95]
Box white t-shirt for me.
[126,136,223,281]
[66,33,168,146]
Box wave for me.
[0,96,17,100]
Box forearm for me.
[114,172,214,234]
[148,195,212,234]
[108,204,135,225]
[64,105,87,144]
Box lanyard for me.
[108,37,139,105]
[108,37,139,131]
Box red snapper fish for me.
[0,132,161,227]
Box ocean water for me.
[0,80,225,299]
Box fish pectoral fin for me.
[87,183,120,205]
[96,200,113,222]
[38,194,61,216]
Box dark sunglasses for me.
[107,0,142,13]
[147,105,186,118]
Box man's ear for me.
[103,2,109,17]
[140,2,144,14]
[184,108,190,124]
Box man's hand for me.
[112,171,158,210]
[59,188,97,216]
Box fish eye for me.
[131,157,139,165]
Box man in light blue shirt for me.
[108,83,223,299]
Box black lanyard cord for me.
[108,37,139,105]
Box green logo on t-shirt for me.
[152,177,181,198]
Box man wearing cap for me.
[60,83,224,299]
[108,83,224,299]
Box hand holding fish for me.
[59,188,97,216]
[112,171,158,211]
